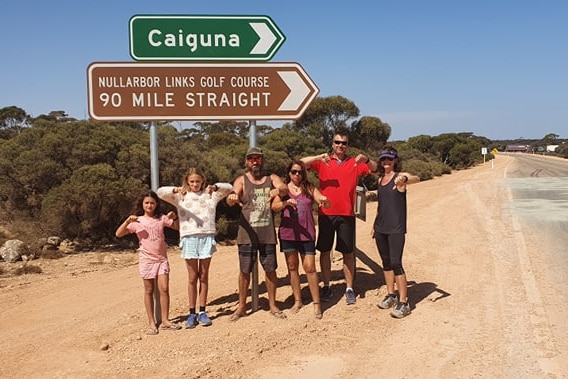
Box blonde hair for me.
[181,167,206,192]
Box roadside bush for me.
[13,264,42,275]
[216,215,238,241]
[405,159,451,181]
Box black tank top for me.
[374,173,407,234]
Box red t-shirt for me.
[310,156,370,216]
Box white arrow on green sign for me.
[129,15,286,62]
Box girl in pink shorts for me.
[116,191,181,334]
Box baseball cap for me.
[379,148,398,160]
[246,147,264,156]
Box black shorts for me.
[316,215,355,254]
[238,244,277,273]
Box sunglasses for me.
[333,140,348,146]
[379,157,394,162]
[290,170,303,175]
[247,155,262,162]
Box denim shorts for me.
[279,240,316,255]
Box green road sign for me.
[129,15,286,62]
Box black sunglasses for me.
[379,157,394,161]
[290,170,303,175]
[333,140,348,146]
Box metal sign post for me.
[249,120,259,312]
[149,121,161,325]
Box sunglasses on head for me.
[333,140,348,146]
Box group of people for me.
[116,130,420,335]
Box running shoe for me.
[198,312,212,326]
[345,288,356,305]
[185,313,198,329]
[377,294,398,309]
[321,286,333,302]
[390,302,411,318]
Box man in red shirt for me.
[301,131,377,305]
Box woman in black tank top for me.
[372,146,420,319]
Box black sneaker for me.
[321,286,333,302]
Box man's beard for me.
[250,165,262,178]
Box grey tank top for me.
[236,175,277,245]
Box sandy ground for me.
[1,156,567,378]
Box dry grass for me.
[13,264,42,276]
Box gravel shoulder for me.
[1,155,566,378]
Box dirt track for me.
[1,155,566,378]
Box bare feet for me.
[161,323,181,330]
[229,310,247,322]
[313,303,322,319]
[269,310,287,319]
[146,324,159,335]
[290,301,303,314]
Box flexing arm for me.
[115,215,137,238]
[271,193,293,212]
[164,211,178,230]
[269,174,288,201]
[208,182,233,200]
[300,153,330,168]
[394,172,420,191]
[156,186,181,206]
[226,176,244,207]
[312,187,331,209]
[354,154,378,172]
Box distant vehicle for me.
[505,144,533,153]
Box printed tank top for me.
[237,174,277,245]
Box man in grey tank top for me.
[226,147,289,321]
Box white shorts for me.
[180,235,216,260]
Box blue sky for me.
[1,1,566,141]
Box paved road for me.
[502,152,568,287]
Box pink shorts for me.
[139,260,170,279]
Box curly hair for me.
[377,145,403,174]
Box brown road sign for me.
[87,62,319,121]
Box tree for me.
[0,106,30,137]
[541,133,559,145]
[41,164,144,239]
[261,127,325,160]
[350,116,391,152]
[294,96,360,145]
[33,110,75,123]
[407,135,434,153]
